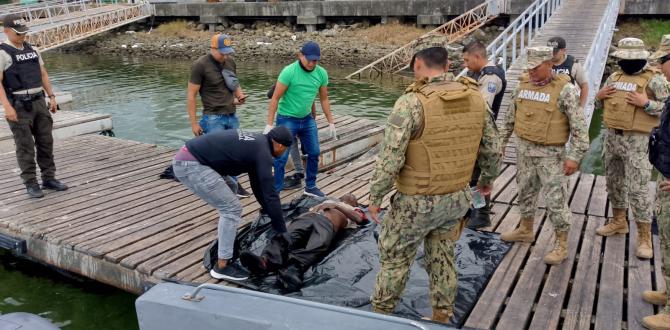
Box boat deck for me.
[0,112,662,328]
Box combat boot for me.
[431,308,453,324]
[500,217,534,242]
[596,208,629,236]
[467,201,492,229]
[544,231,568,265]
[642,312,670,330]
[643,290,667,305]
[636,222,653,259]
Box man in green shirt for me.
[265,41,336,197]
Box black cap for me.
[267,126,293,147]
[3,14,29,34]
[547,37,566,51]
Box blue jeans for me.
[199,113,239,133]
[172,159,240,260]
[274,114,320,191]
[200,113,240,183]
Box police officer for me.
[368,45,501,323]
[547,37,589,107]
[462,40,507,228]
[594,37,669,260]
[499,47,588,266]
[0,14,67,198]
[640,34,670,330]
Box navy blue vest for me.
[650,100,670,179]
[0,42,42,94]
[468,65,507,119]
[552,55,576,84]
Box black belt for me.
[11,90,45,102]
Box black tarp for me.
[204,196,511,327]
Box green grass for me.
[639,19,670,47]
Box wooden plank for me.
[628,219,654,330]
[563,216,605,330]
[594,231,626,329]
[571,174,595,214]
[529,214,586,329]
[589,175,608,217]
[463,208,545,329]
[496,213,556,329]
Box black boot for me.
[26,183,44,198]
[278,263,303,292]
[467,197,491,229]
[42,178,68,191]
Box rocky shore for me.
[61,20,503,68]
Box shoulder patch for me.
[388,113,406,128]
[487,81,497,93]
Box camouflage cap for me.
[523,46,553,70]
[412,34,449,53]
[650,34,670,60]
[611,37,650,60]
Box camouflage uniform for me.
[595,39,669,224]
[500,50,589,234]
[369,75,501,315]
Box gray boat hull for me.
[136,282,454,330]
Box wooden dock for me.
[0,110,663,328]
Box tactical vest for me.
[513,74,571,145]
[0,42,42,95]
[603,69,660,133]
[396,77,486,196]
[552,55,576,84]
[649,100,670,178]
[467,65,507,119]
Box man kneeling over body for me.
[240,193,369,291]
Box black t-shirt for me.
[189,55,236,115]
[186,129,286,233]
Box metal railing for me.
[458,0,564,77]
[346,0,503,80]
[582,0,620,124]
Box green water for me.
[0,52,608,329]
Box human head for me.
[547,36,567,62]
[267,126,292,157]
[210,34,234,62]
[299,41,320,71]
[3,14,29,45]
[462,41,488,73]
[412,47,449,80]
[610,37,649,75]
[650,34,670,80]
[524,46,554,82]
[339,193,358,207]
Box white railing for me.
[582,0,620,124]
[458,0,564,77]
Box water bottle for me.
[471,187,486,209]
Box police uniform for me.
[368,72,501,322]
[499,47,589,265]
[640,34,670,330]
[594,38,670,260]
[1,15,65,197]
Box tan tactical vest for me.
[603,69,660,133]
[396,76,486,196]
[513,74,571,145]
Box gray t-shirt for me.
[0,40,45,94]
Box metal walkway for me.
[346,0,503,80]
[0,0,154,51]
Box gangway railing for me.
[346,0,503,80]
[458,0,564,77]
[0,0,155,51]
[582,0,620,124]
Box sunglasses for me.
[661,55,670,65]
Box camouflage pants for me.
[516,153,571,232]
[7,96,56,185]
[656,176,670,313]
[604,130,652,223]
[371,190,470,313]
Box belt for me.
[10,90,44,102]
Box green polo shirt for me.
[277,61,328,118]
